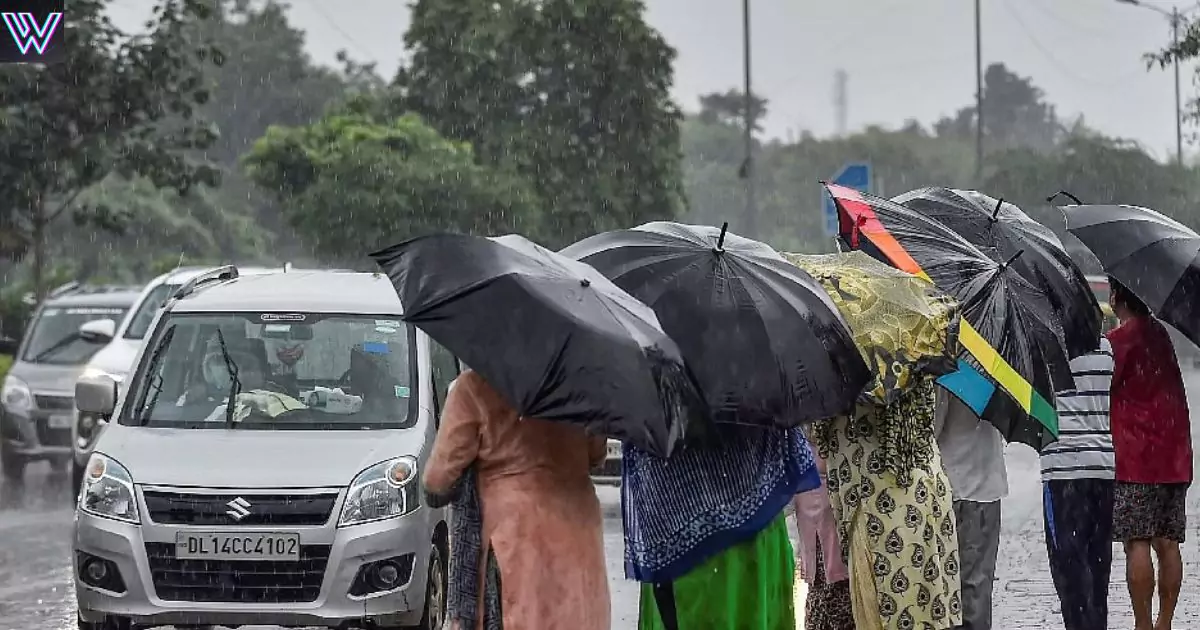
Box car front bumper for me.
[74,494,437,628]
[0,405,73,459]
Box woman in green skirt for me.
[622,424,821,630]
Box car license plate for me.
[175,532,300,561]
[47,414,72,429]
[606,441,622,459]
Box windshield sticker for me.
[259,313,307,323]
[375,326,398,334]
[363,341,389,355]
[41,308,60,317]
[375,319,401,328]
[65,308,123,316]
[263,324,291,334]
[394,385,410,399]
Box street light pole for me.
[1117,0,1194,165]
[742,0,757,237]
[1174,6,1184,165]
[974,0,984,181]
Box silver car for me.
[73,267,453,630]
[0,283,139,481]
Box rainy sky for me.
[109,0,1195,162]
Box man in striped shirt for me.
[1040,336,1114,630]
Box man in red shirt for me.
[1107,277,1193,630]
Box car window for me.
[21,304,130,365]
[429,340,460,417]
[123,283,179,340]
[123,312,413,430]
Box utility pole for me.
[741,0,757,237]
[974,0,984,181]
[1117,0,1198,165]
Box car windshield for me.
[123,283,178,340]
[21,305,130,365]
[124,312,412,430]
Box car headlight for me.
[1,375,32,414]
[338,456,420,526]
[79,453,139,524]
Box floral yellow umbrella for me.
[784,251,961,406]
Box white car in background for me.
[71,265,286,491]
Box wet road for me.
[5,373,1200,630]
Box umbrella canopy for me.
[824,182,1073,440]
[893,187,1102,358]
[784,251,960,406]
[1063,203,1200,349]
[561,221,871,428]
[371,233,705,458]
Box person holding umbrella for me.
[373,234,711,630]
[789,252,964,630]
[1107,278,1192,630]
[563,223,864,630]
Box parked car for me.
[0,283,139,481]
[73,266,450,630]
[72,265,288,492]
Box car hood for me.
[9,361,88,397]
[83,339,141,379]
[98,426,428,488]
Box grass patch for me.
[0,354,12,380]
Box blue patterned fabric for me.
[622,425,820,583]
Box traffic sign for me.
[822,162,872,237]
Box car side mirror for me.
[76,375,117,416]
[79,319,116,344]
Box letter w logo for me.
[2,12,61,56]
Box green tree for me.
[0,0,223,297]
[698,89,769,132]
[396,0,684,245]
[934,62,1063,153]
[243,112,542,262]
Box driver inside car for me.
[181,337,307,421]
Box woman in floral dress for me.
[812,379,962,630]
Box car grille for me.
[34,420,71,447]
[144,542,330,603]
[34,395,73,410]
[142,491,339,527]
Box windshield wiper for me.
[136,325,176,426]
[30,332,84,362]
[215,330,241,429]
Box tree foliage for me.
[243,112,542,262]
[0,0,224,296]
[396,0,684,246]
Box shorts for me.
[1112,482,1189,543]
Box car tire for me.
[406,541,447,630]
[0,443,25,482]
[76,611,131,630]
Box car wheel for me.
[76,611,131,630]
[410,541,447,630]
[1,444,25,482]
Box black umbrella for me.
[893,187,1102,359]
[1061,202,1200,349]
[371,233,705,458]
[826,183,1073,445]
[561,221,871,428]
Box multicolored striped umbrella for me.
[824,183,1073,445]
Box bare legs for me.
[1124,538,1184,630]
[1152,538,1183,630]
[1126,540,1155,630]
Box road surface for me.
[6,378,1200,629]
